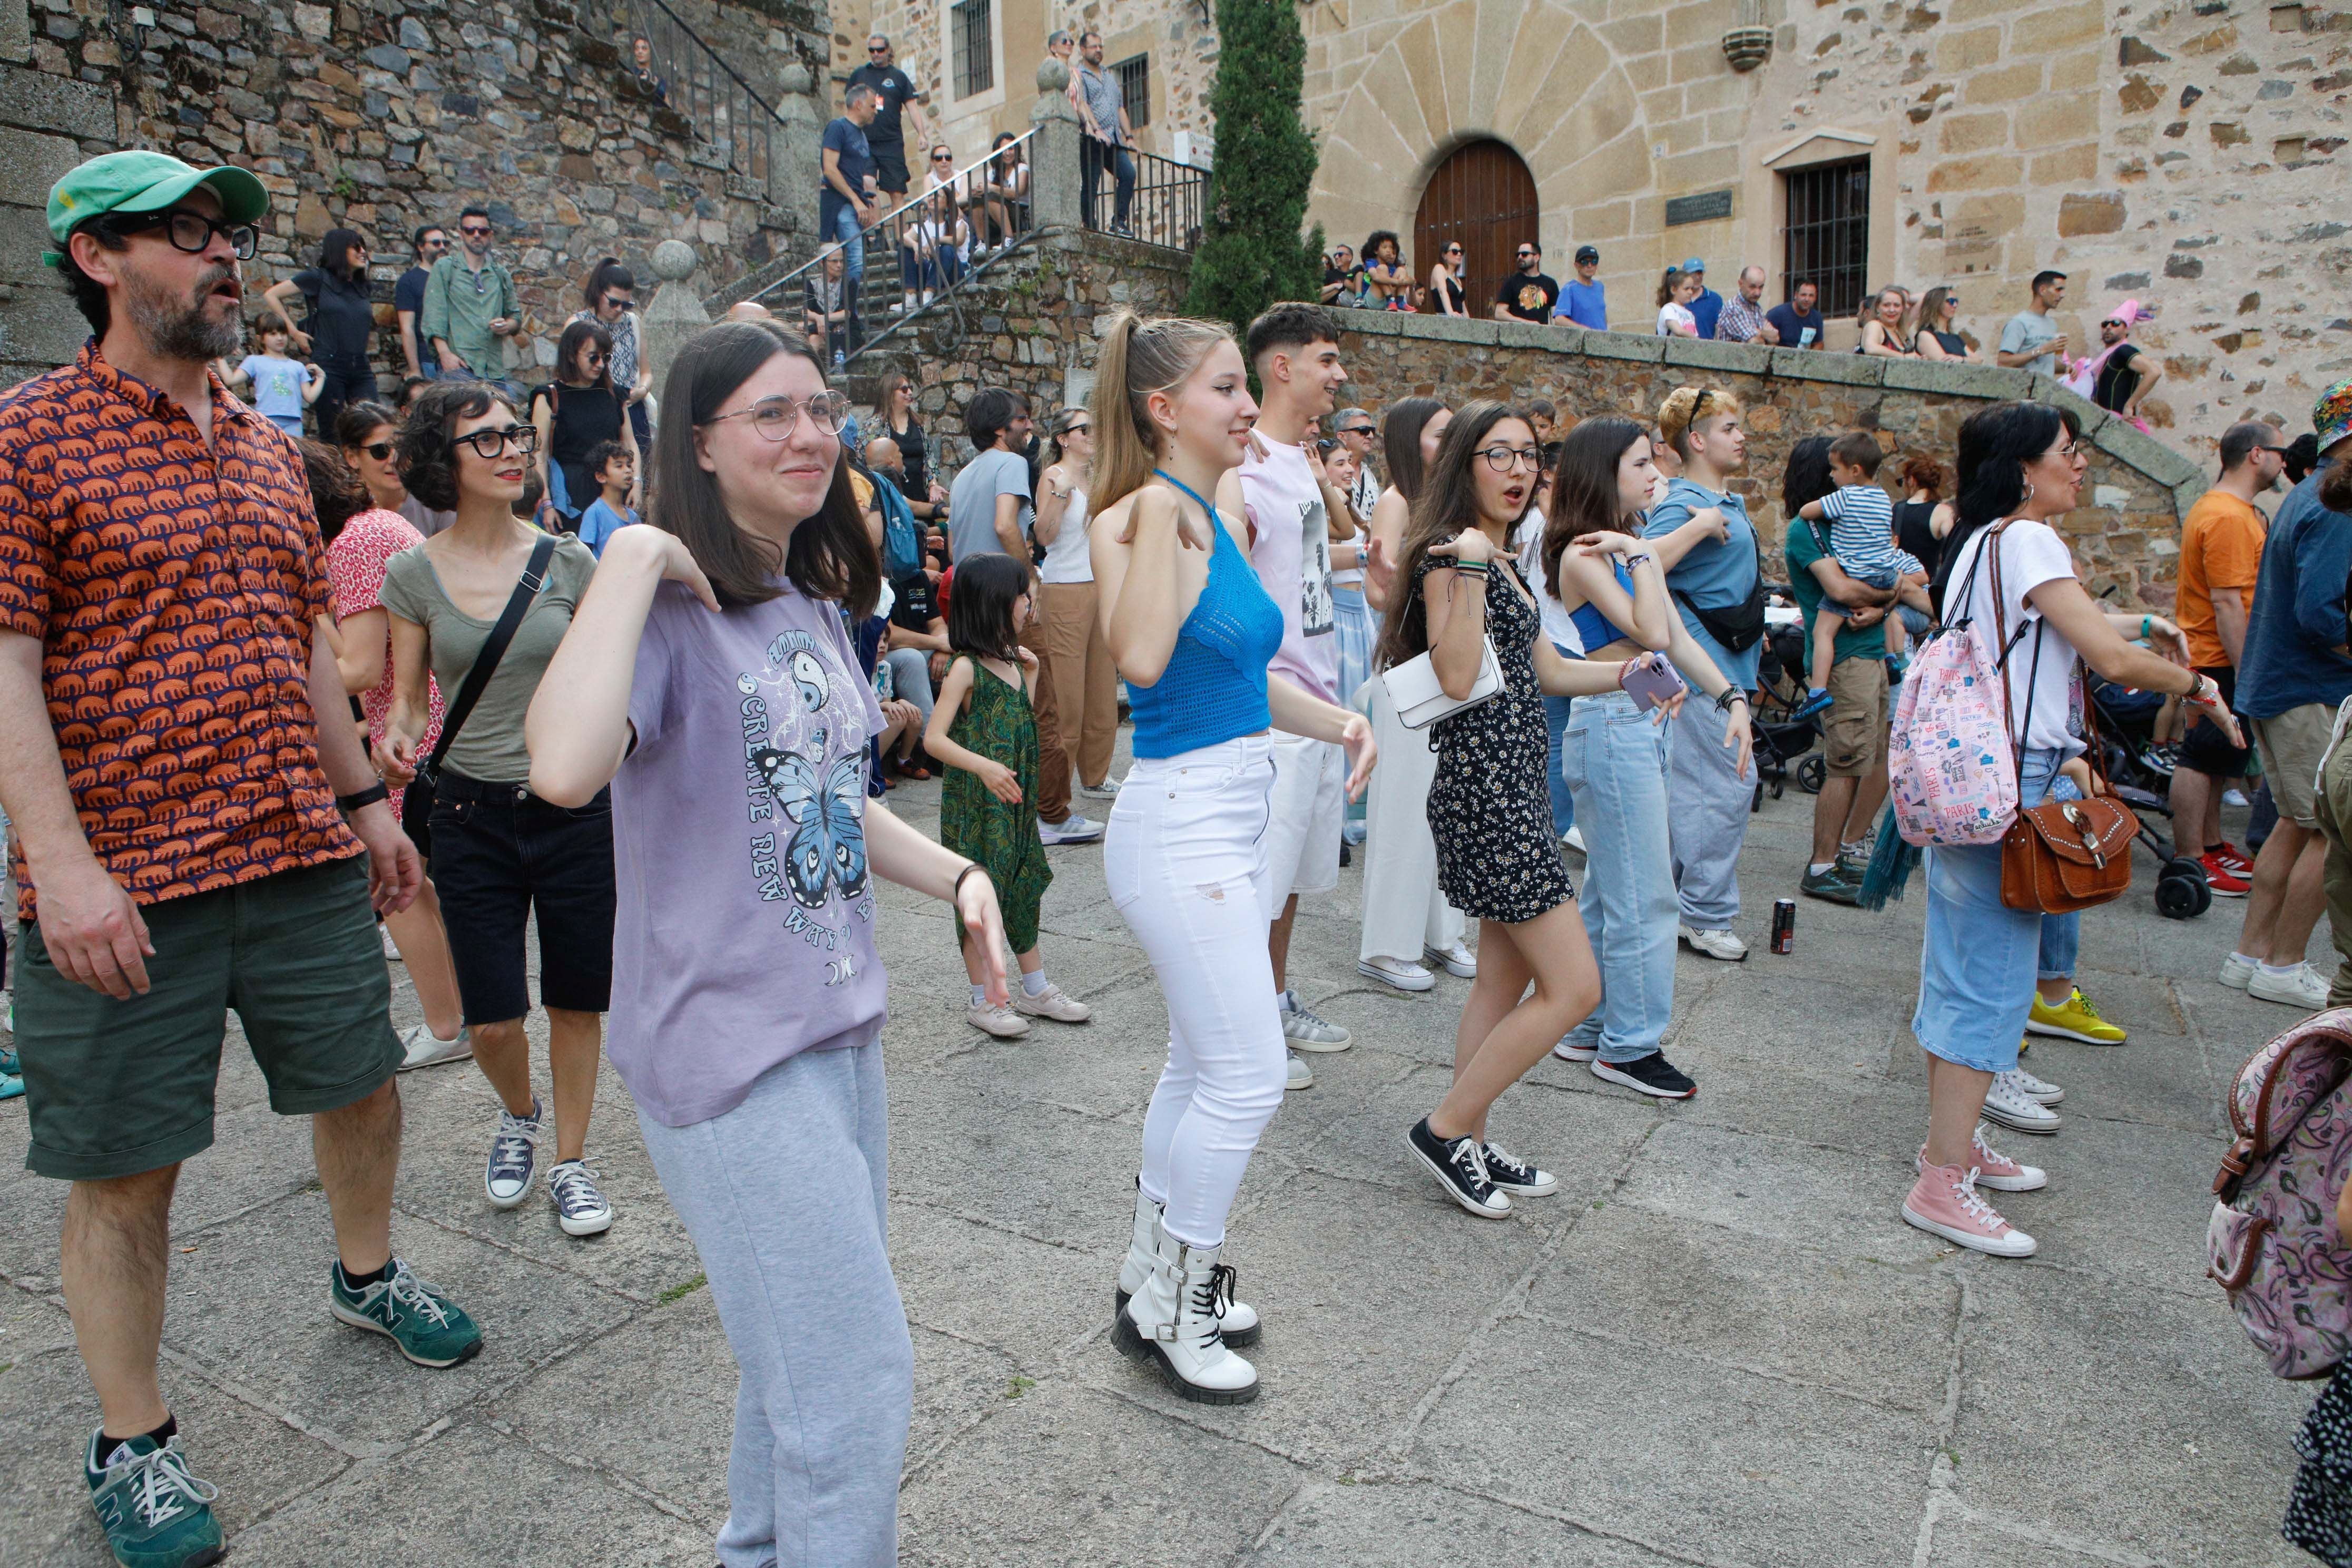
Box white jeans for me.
[1357,677,1466,963]
[1105,736,1288,1249]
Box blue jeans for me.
[1913,748,2081,1073]
[1542,642,1577,838]
[1082,137,1135,228]
[831,203,866,286]
[1558,690,1678,1063]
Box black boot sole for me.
[1112,1309,1261,1404]
[1113,1285,1260,1346]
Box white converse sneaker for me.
[1013,982,1092,1023]
[485,1100,542,1209]
[1981,1069,2062,1135]
[546,1158,614,1237]
[966,1001,1031,1038]
[1357,955,1435,992]
[1680,924,1748,962]
[1563,825,1587,853]
[380,923,401,960]
[397,1022,472,1072]
[2008,1060,2064,1105]
[1114,1183,1258,1344]
[2250,961,2330,1010]
[2219,951,2257,990]
[1114,1231,1260,1404]
[1037,813,1104,845]
[1424,940,1477,978]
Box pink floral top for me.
[327,508,444,814]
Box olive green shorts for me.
[17,856,400,1181]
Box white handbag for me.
[1380,636,1504,730]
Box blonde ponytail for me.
[1087,310,1233,515]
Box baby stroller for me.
[1749,612,1825,801]
[2084,674,2213,918]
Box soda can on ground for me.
[1770,898,1796,955]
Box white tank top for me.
[1036,483,1093,584]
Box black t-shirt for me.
[1496,270,1560,324]
[2093,344,2143,411]
[886,415,930,496]
[1893,499,1945,582]
[292,266,376,370]
[848,63,919,149]
[889,569,940,631]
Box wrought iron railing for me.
[1080,145,1204,252]
[578,0,785,189]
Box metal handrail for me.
[1080,144,1204,253]
[578,0,786,186]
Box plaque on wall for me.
[1665,189,1735,227]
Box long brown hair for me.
[1379,396,1447,503]
[1540,415,1650,597]
[1374,400,1530,672]
[649,321,878,614]
[1086,310,1233,515]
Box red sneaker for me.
[2198,851,2250,897]
[2214,841,2254,878]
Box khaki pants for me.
[1016,615,1073,825]
[1040,580,1119,790]
[2310,708,2352,1006]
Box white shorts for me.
[1263,732,1347,900]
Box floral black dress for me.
[2288,1369,2352,1566]
[940,659,1051,953]
[1416,547,1575,923]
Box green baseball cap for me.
[45,150,269,249]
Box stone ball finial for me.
[1036,56,1071,94]
[779,62,813,95]
[652,239,698,282]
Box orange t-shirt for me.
[2177,488,2268,672]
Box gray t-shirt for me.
[377,533,597,784]
[2000,310,2063,376]
[947,447,1032,563]
[614,578,888,1126]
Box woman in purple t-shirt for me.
[527,323,1007,1568]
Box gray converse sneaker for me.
[1279,992,1351,1052]
[546,1159,614,1237]
[485,1100,542,1209]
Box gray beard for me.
[127,265,243,364]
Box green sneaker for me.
[84,1429,223,1568]
[1799,863,1862,906]
[329,1258,483,1369]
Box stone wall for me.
[0,0,832,391]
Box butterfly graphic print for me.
[751,742,870,908]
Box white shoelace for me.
[547,1161,606,1218]
[115,1440,218,1528]
[1952,1168,2005,1230]
[1483,1139,1531,1180]
[489,1110,540,1180]
[1972,1129,2014,1171]
[385,1262,454,1327]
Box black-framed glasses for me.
[452,424,537,459]
[1475,446,1543,473]
[1062,420,1092,436]
[1339,425,1375,438]
[108,209,257,259]
[360,440,394,461]
[459,223,491,237]
[705,391,852,442]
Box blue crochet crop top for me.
[1126,507,1285,758]
[1566,557,1637,655]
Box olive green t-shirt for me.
[378,533,597,785]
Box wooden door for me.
[1413,140,1539,316]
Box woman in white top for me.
[976,132,1031,252]
[1033,407,1120,796]
[1905,400,2235,1260]
[1357,398,1473,991]
[1654,269,1700,337]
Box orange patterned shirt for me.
[0,341,362,922]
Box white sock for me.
[1278,989,1297,1012]
[1022,969,1051,997]
[1808,861,1835,877]
[2261,961,2305,978]
[971,983,989,1007]
[2235,951,2264,967]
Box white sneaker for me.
[1980,1069,2062,1135]
[1286,1050,1313,1090]
[1680,924,1748,962]
[397,1022,472,1072]
[380,924,401,960]
[2008,1060,2064,1105]
[1357,955,1436,992]
[1424,940,1477,978]
[2219,952,2257,990]
[546,1158,614,1237]
[2250,961,2330,1010]
[1013,981,1092,1023]
[2224,788,2251,807]
[1076,776,1123,799]
[967,1001,1032,1038]
[1563,825,1587,853]
[1038,813,1104,845]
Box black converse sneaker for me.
[1591,1051,1697,1100]
[1480,1140,1560,1197]
[1408,1118,1512,1219]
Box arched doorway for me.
[1414,140,1538,315]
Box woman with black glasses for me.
[1428,240,1468,317]
[574,258,651,451]
[531,317,638,533]
[380,384,615,1239]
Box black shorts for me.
[2179,665,2254,779]
[429,771,616,1024]
[870,145,910,197]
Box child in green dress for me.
[924,552,1096,1038]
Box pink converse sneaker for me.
[1916,1125,2047,1194]
[1902,1159,2037,1257]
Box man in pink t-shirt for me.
[1218,303,1360,1066]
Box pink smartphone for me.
[1620,652,1688,713]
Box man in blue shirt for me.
[1681,257,1724,340]
[1766,279,1827,350]
[1642,386,1760,959]
[2227,380,2352,1007]
[821,84,880,288]
[1556,246,1609,330]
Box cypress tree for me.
[1183,0,1324,339]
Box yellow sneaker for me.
[2025,987,2128,1045]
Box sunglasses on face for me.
[2102,320,2125,329]
[109,209,258,259]
[1446,246,1463,255]
[460,223,491,237]
[868,43,888,51]
[1063,422,1091,436]
[932,151,954,161]
[1517,250,1534,259]
[360,440,394,461]
[453,424,537,459]
[1339,426,1375,438]
[705,390,853,442]
[585,350,609,365]
[604,296,634,311]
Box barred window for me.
[951,0,993,98]
[1781,158,1869,320]
[1113,53,1150,128]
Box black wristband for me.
[337,782,390,814]
[953,863,988,903]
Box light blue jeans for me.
[1542,642,1577,838]
[1557,690,1678,1063]
[1913,747,2082,1073]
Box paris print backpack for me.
[2208,1007,2352,1379]
[1885,523,2018,846]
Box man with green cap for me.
[5,150,482,1568]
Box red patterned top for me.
[0,341,362,921]
[327,507,444,816]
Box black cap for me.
[1574,244,1600,263]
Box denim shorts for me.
[429,771,616,1024]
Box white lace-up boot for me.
[1114,1184,1258,1344]
[1115,1230,1260,1404]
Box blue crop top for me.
[1126,508,1285,758]
[1566,557,1638,654]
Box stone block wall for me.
[0,0,832,392]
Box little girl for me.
[925,552,1094,1038]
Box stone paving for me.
[0,748,2327,1567]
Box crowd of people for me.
[9,143,2352,1568]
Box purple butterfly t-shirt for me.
[612,577,887,1127]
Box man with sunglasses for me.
[1334,405,1381,518]
[1492,240,1559,324]
[395,222,449,383]
[11,151,474,1568]
[848,33,931,202]
[419,204,520,392]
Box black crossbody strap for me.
[424,533,556,780]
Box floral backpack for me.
[1886,523,2020,846]
[2209,1008,2352,1379]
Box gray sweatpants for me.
[636,1039,911,1568]
[1665,691,1751,929]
